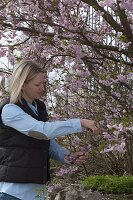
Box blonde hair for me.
[9,60,44,103]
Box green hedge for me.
[81,175,133,194]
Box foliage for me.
[0,0,133,175]
[81,175,133,194]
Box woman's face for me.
[22,72,45,103]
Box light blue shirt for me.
[0,103,82,200]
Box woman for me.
[0,60,100,200]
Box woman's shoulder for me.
[2,103,25,116]
[1,103,26,125]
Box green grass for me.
[81,175,133,194]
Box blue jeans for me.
[0,193,21,200]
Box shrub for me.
[81,175,133,194]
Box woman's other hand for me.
[65,151,88,165]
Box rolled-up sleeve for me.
[1,104,82,139]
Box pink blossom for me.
[114,142,126,154]
[99,0,116,8]
[72,136,81,145]
[56,168,68,176]
[117,74,127,82]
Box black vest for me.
[0,99,50,184]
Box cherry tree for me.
[0,0,133,174]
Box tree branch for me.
[81,0,123,32]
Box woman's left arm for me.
[49,139,70,164]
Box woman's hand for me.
[73,151,88,165]
[64,151,88,165]
[80,119,101,134]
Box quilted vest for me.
[0,98,50,184]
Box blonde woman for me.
[0,60,100,200]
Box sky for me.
[0,56,12,69]
[0,57,12,90]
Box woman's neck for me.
[22,95,34,104]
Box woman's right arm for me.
[1,104,82,140]
[1,104,100,140]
